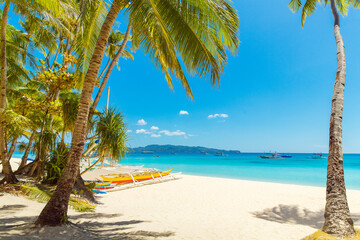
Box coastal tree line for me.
[0,0,357,238]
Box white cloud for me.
[126,130,132,133]
[136,129,151,134]
[179,110,189,115]
[151,134,161,138]
[137,119,147,125]
[150,126,159,130]
[159,130,186,136]
[208,113,229,119]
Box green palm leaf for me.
[17,184,96,212]
[289,0,360,26]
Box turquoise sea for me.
[12,152,360,189]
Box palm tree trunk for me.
[60,128,66,146]
[18,131,36,170]
[98,58,111,81]
[29,109,49,178]
[35,0,123,226]
[7,139,17,162]
[93,20,132,114]
[0,0,17,184]
[322,0,356,237]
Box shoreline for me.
[182,173,360,191]
[1,172,360,239]
[5,157,360,190]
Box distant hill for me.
[129,144,241,154]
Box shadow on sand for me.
[252,204,360,229]
[0,205,175,240]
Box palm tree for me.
[36,0,239,226]
[0,0,63,184]
[90,20,133,122]
[0,0,17,184]
[36,0,126,226]
[288,0,359,237]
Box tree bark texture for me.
[322,0,355,237]
[73,172,96,202]
[0,1,17,184]
[35,0,122,226]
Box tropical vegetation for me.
[0,0,240,227]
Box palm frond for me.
[16,183,96,212]
[301,0,319,26]
[12,0,64,17]
[289,0,303,12]
[290,0,357,26]
[336,0,349,15]
[96,107,128,160]
[348,0,360,8]
[129,0,239,98]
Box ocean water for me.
[12,152,360,189]
[118,153,360,190]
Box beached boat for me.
[100,169,173,183]
[92,189,107,194]
[84,181,112,187]
[94,186,114,190]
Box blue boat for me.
[281,155,292,158]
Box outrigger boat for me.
[259,153,281,159]
[94,186,115,190]
[100,169,173,184]
[309,153,326,159]
[84,181,112,187]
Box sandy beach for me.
[1,159,360,240]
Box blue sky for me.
[9,1,360,153]
[99,1,360,153]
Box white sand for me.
[1,159,360,239]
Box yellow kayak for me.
[100,169,172,183]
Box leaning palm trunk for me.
[322,0,355,236]
[0,0,18,184]
[88,20,132,125]
[7,139,17,162]
[35,0,122,226]
[18,131,36,170]
[93,20,132,113]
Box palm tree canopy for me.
[127,0,240,99]
[289,0,360,26]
